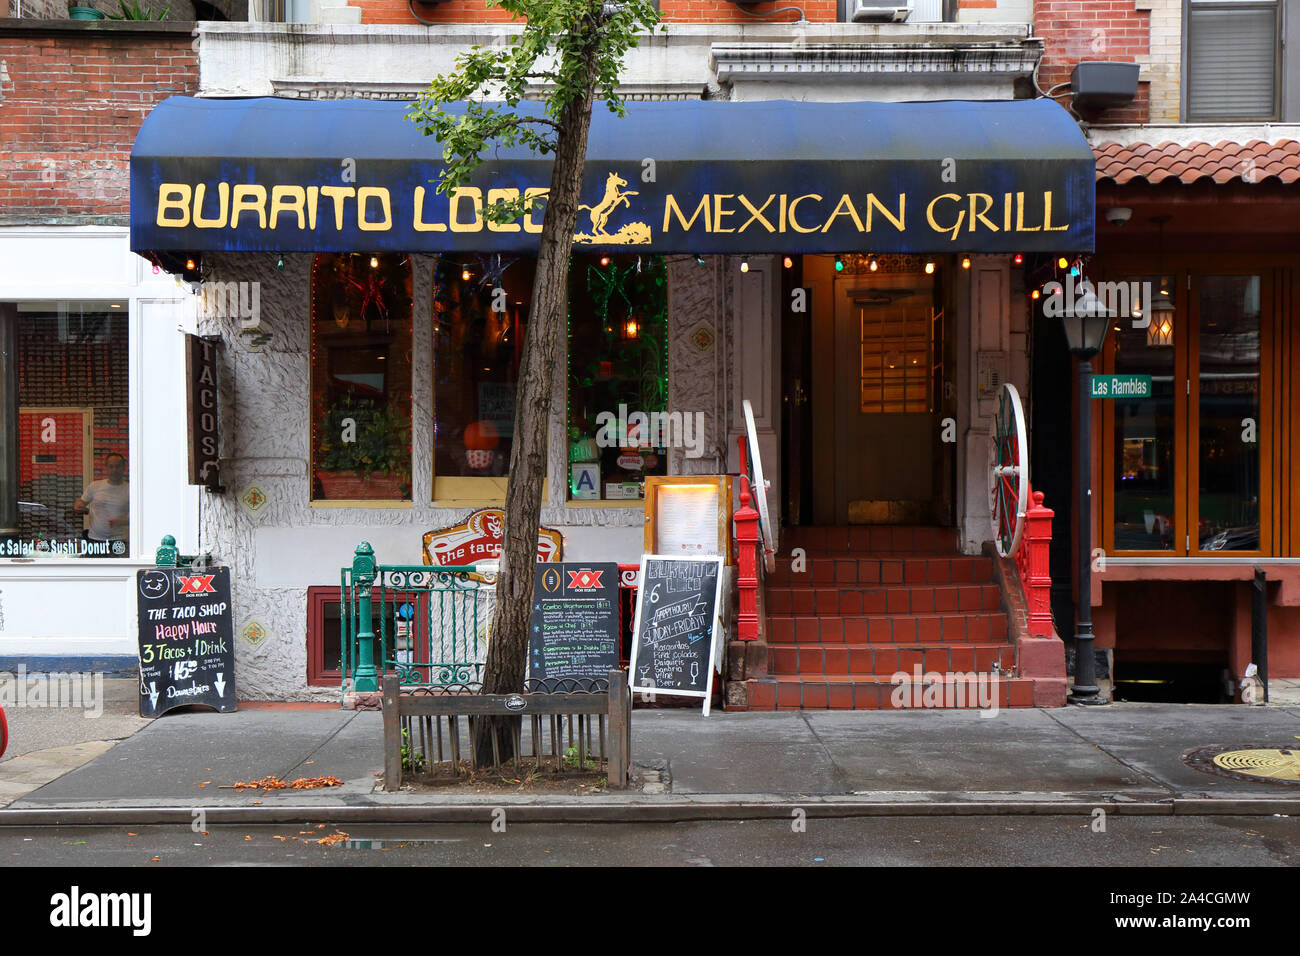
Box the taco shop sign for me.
[422,508,564,569]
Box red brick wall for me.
[0,25,198,224]
[1035,0,1150,124]
[369,0,837,26]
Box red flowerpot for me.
[315,470,406,501]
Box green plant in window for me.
[318,392,412,486]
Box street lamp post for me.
[1061,283,1113,705]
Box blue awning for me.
[130,96,1095,255]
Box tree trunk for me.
[475,52,600,767]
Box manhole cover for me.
[1183,744,1300,784]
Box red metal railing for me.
[1015,487,1055,638]
[617,563,640,666]
[734,435,762,641]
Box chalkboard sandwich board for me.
[628,555,724,716]
[528,562,620,685]
[136,566,237,717]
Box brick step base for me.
[782,525,960,553]
[768,613,1008,644]
[767,583,1002,616]
[769,642,1014,677]
[746,675,1036,710]
[768,555,994,587]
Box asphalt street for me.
[1,815,1295,866]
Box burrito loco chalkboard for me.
[136,566,236,717]
[528,562,620,682]
[628,555,724,716]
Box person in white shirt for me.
[75,453,129,546]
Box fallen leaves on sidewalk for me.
[315,831,349,847]
[223,775,344,792]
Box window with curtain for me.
[1186,0,1280,122]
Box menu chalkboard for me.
[528,562,620,682]
[136,566,237,717]
[628,555,724,715]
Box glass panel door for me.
[1111,275,1178,551]
[1194,275,1262,553]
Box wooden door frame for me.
[1093,253,1285,558]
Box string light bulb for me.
[740,258,749,273]
[961,256,971,270]
[276,256,285,271]
[185,258,196,272]
[599,256,610,267]
[1031,288,1041,300]
[1057,257,1069,270]
[834,257,844,273]
[869,257,878,272]
[370,256,379,269]
[1013,253,1023,266]
[924,261,935,275]
[783,256,793,269]
[462,267,471,281]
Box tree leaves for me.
[405,0,662,226]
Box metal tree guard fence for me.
[342,543,643,693]
[341,544,496,691]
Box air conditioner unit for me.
[851,0,912,22]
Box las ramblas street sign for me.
[1090,374,1152,399]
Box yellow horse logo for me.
[574,171,652,245]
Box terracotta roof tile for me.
[1095,137,1300,185]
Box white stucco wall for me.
[195,251,731,698]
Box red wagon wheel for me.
[988,383,1029,558]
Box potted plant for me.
[68,2,107,19]
[106,0,169,17]
[315,395,411,500]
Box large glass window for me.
[1197,275,1261,552]
[310,254,413,502]
[432,255,534,499]
[565,254,669,501]
[1111,275,1177,551]
[0,301,130,558]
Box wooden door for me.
[831,273,937,523]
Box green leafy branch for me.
[404,0,663,226]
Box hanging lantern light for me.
[1147,296,1175,347]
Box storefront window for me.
[432,255,534,498]
[310,254,413,502]
[565,254,669,501]
[0,301,130,558]
[1112,275,1177,551]
[1197,275,1261,551]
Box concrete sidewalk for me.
[2,698,1299,822]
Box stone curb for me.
[0,796,1295,826]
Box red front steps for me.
[746,525,1034,711]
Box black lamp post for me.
[1061,283,1113,705]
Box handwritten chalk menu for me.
[528,562,620,682]
[136,567,236,717]
[628,555,724,716]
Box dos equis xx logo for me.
[567,569,605,590]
